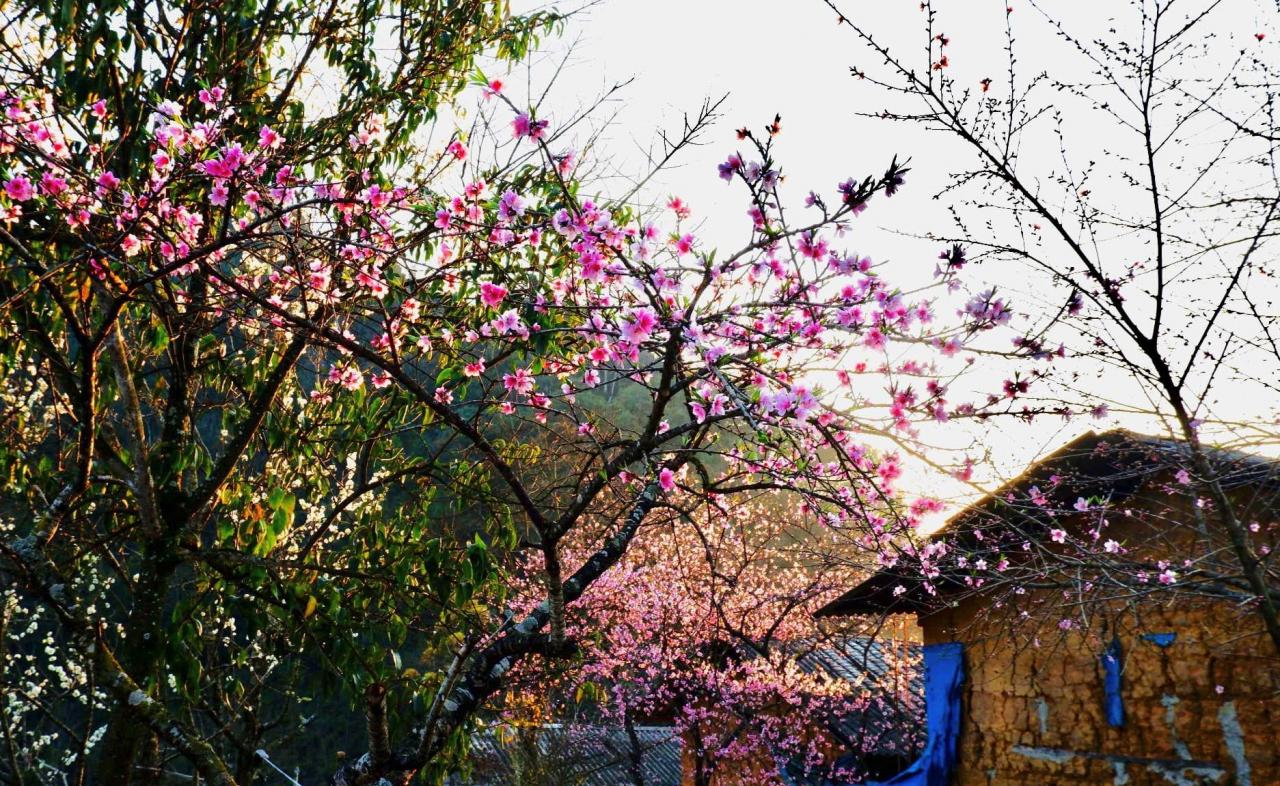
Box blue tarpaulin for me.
[867,642,965,786]
[1142,632,1177,648]
[1101,637,1125,727]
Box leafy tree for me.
[0,1,555,783]
[0,2,985,785]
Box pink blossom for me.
[198,87,225,106]
[258,125,283,150]
[4,176,34,202]
[504,368,535,395]
[878,458,902,484]
[578,249,605,282]
[447,140,467,160]
[356,266,388,298]
[658,467,676,491]
[120,234,143,257]
[39,172,67,196]
[556,150,575,177]
[797,231,828,260]
[709,396,727,417]
[479,282,508,309]
[619,308,659,344]
[221,143,246,170]
[718,154,742,182]
[511,112,548,141]
[203,158,233,180]
[497,189,526,221]
[492,309,524,335]
[308,262,332,291]
[328,364,363,390]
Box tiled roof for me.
[816,429,1280,617]
[448,723,682,786]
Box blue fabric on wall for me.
[1142,632,1177,648]
[1101,637,1125,727]
[867,642,966,786]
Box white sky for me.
[496,0,1280,505]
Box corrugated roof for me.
[449,724,682,786]
[794,637,923,757]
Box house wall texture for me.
[922,528,1280,786]
[905,453,1280,786]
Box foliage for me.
[0,2,995,782]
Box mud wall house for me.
[817,430,1280,786]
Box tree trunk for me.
[95,538,179,786]
[623,714,646,786]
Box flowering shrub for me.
[505,495,923,785]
